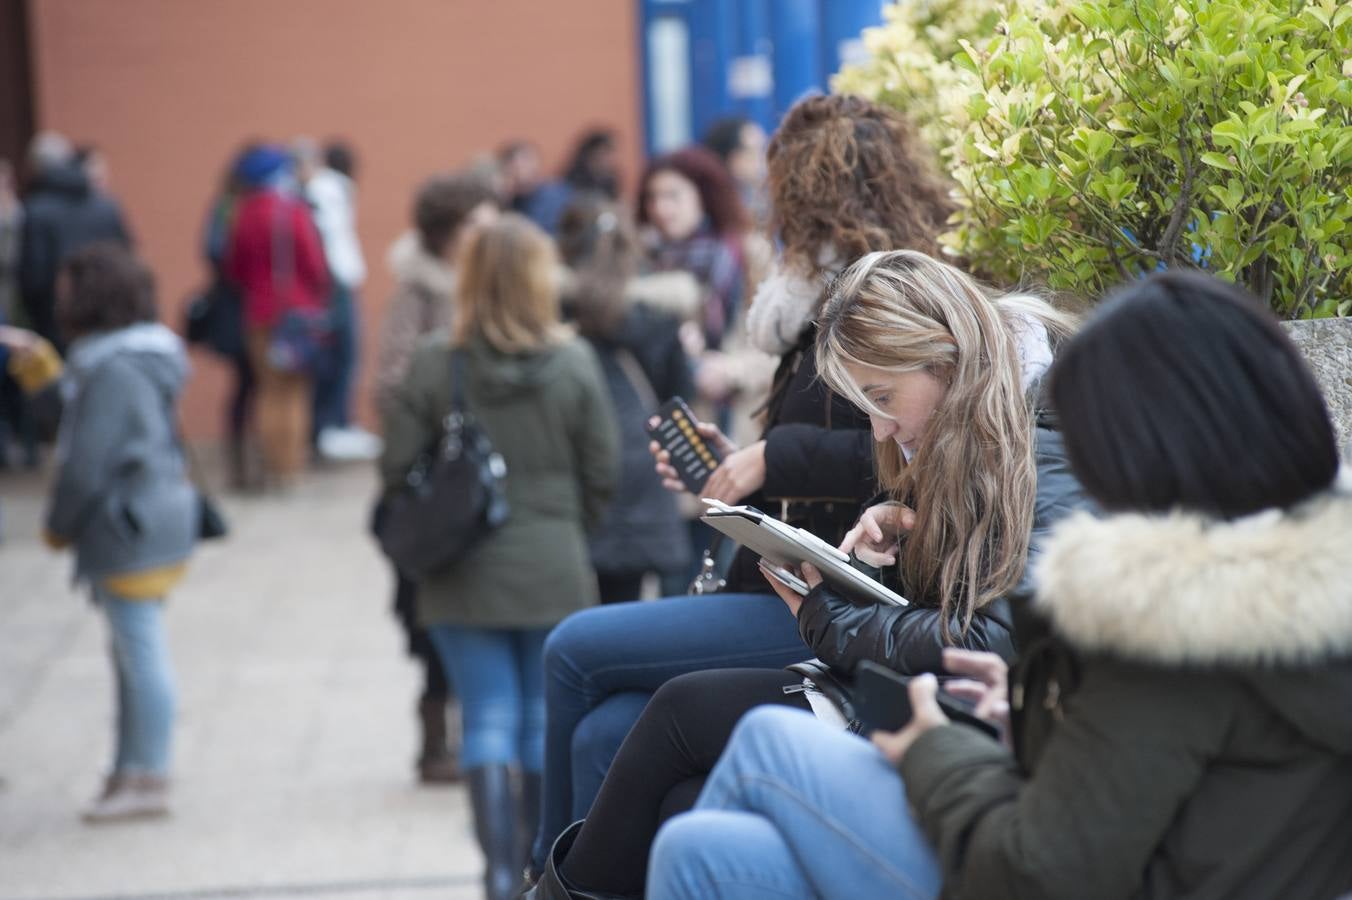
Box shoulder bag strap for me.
[449,346,467,415]
[613,347,659,412]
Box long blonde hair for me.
[816,251,1076,638]
[455,213,570,353]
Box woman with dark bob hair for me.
[0,243,197,824]
[646,270,1352,900]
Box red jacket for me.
[225,189,329,329]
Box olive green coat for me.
[900,477,1352,900]
[380,333,619,629]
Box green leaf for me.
[1082,129,1114,162]
[1201,151,1238,171]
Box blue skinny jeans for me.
[648,706,942,900]
[531,592,808,870]
[427,625,550,772]
[98,588,177,776]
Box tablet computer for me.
[699,499,908,607]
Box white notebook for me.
[700,499,908,607]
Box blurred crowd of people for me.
[2,88,1348,900]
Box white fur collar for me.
[1034,472,1352,666]
[745,252,838,355]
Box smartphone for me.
[646,397,722,492]
[758,560,810,596]
[854,661,1000,739]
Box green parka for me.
[379,333,619,629]
[900,476,1352,900]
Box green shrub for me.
[836,0,1352,317]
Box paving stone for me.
[0,466,484,900]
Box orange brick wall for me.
[28,0,644,438]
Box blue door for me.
[639,0,885,154]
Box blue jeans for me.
[532,592,808,870]
[427,625,550,771]
[648,706,942,900]
[312,284,357,436]
[98,588,177,776]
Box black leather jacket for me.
[722,326,876,593]
[796,425,1090,675]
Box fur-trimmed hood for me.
[386,230,455,299]
[1034,473,1352,753]
[1035,472,1352,667]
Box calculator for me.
[646,397,723,492]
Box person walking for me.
[1,244,196,822]
[374,169,499,784]
[224,145,329,490]
[379,214,618,900]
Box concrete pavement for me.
[0,463,483,900]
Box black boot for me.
[416,696,460,784]
[468,766,520,900]
[522,821,634,900]
[517,770,543,876]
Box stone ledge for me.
[1282,318,1352,456]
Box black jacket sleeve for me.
[797,587,1018,676]
[762,423,875,501]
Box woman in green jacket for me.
[647,270,1352,900]
[379,214,618,900]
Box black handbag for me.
[174,416,229,542]
[184,278,245,361]
[197,493,230,540]
[376,349,510,579]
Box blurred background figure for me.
[293,136,380,463]
[0,156,37,472]
[497,128,623,237]
[499,140,565,235]
[195,144,257,490]
[74,143,111,193]
[379,214,618,900]
[1,244,196,823]
[636,146,750,590]
[19,131,132,352]
[224,144,329,491]
[558,194,698,604]
[561,128,621,200]
[637,146,748,413]
[374,168,500,786]
[702,117,768,227]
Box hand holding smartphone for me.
[854,661,1001,740]
[758,559,810,596]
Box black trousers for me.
[392,567,450,701]
[560,668,810,895]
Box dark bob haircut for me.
[56,242,157,341]
[1048,270,1338,519]
[637,145,749,238]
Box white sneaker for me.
[317,426,384,462]
[82,773,170,823]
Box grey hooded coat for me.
[48,323,197,583]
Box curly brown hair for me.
[57,242,157,340]
[768,94,954,278]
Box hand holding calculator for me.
[646,397,724,493]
